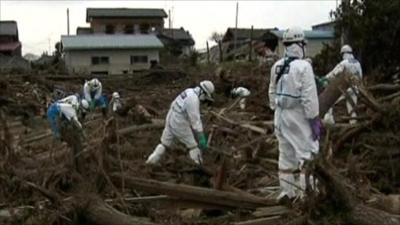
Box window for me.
[91,71,108,75]
[105,24,115,34]
[124,25,134,34]
[91,56,109,65]
[130,55,148,64]
[139,23,150,34]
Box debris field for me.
[0,63,399,225]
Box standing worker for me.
[83,78,108,116]
[146,80,215,165]
[323,45,363,124]
[268,27,322,202]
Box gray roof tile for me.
[61,34,164,50]
[86,8,167,21]
[0,21,18,36]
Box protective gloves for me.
[309,117,323,141]
[316,76,329,88]
[197,132,208,151]
[89,101,96,111]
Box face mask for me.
[199,93,206,101]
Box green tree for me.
[333,0,400,76]
[316,0,400,75]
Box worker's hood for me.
[285,43,305,59]
[342,52,354,60]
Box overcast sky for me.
[0,0,338,55]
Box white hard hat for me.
[340,45,353,54]
[112,92,120,99]
[80,99,89,110]
[89,78,100,90]
[199,80,215,101]
[283,27,306,44]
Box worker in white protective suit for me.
[57,94,80,108]
[231,87,251,110]
[146,80,215,165]
[47,99,89,139]
[109,92,122,114]
[268,27,322,202]
[83,78,108,116]
[323,45,363,124]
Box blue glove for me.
[197,132,208,151]
[309,117,323,141]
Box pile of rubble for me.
[0,65,399,225]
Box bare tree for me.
[209,31,225,63]
[209,31,224,44]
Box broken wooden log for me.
[318,72,352,116]
[116,119,164,135]
[367,194,400,215]
[357,85,383,112]
[107,195,230,210]
[368,83,400,92]
[252,205,290,218]
[314,162,400,225]
[79,195,158,225]
[233,216,281,225]
[111,174,276,209]
[21,119,165,145]
[210,111,267,134]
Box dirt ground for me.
[0,63,399,225]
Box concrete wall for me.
[64,49,160,75]
[275,38,333,58]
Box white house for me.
[61,34,164,75]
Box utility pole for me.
[67,8,70,35]
[168,9,171,29]
[233,1,239,59]
[249,25,253,62]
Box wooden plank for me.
[233,216,281,225]
[105,195,230,210]
[210,111,267,134]
[252,205,290,218]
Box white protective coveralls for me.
[231,87,251,109]
[57,95,80,109]
[324,53,363,124]
[61,104,82,128]
[83,80,102,103]
[109,93,122,113]
[146,87,205,164]
[268,44,319,199]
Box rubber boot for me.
[146,144,166,164]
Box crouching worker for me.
[146,80,215,165]
[83,78,108,116]
[47,99,89,140]
[231,87,251,110]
